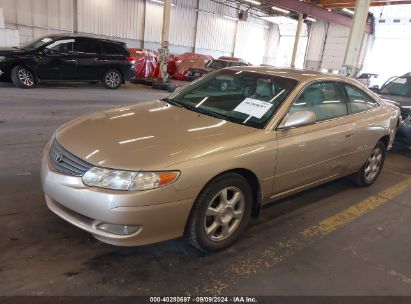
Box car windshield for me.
[167,69,298,129]
[380,75,411,97]
[20,37,54,51]
[206,60,232,70]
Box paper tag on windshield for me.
[234,98,272,119]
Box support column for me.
[342,0,371,76]
[291,13,303,68]
[72,0,78,33]
[159,0,171,82]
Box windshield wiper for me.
[162,97,183,108]
[185,104,229,121]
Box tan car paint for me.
[41,68,400,246]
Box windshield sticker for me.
[41,38,52,43]
[234,98,273,119]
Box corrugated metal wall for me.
[0,0,372,70]
[195,0,238,56]
[263,24,280,66]
[320,23,350,71]
[305,20,372,72]
[305,20,327,71]
[234,15,271,65]
[78,0,145,42]
[144,0,197,52]
[0,0,73,43]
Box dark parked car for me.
[184,57,249,81]
[0,35,135,89]
[376,73,411,146]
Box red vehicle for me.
[128,48,159,79]
[171,53,213,80]
[184,56,250,81]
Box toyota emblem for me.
[54,152,63,163]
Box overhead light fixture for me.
[224,15,239,21]
[271,6,290,14]
[342,8,354,15]
[151,0,175,6]
[306,17,316,22]
[244,0,261,5]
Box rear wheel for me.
[102,69,122,89]
[11,66,37,89]
[352,142,386,187]
[187,173,252,252]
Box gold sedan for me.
[41,67,400,252]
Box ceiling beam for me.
[265,0,372,33]
[321,0,411,8]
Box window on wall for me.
[344,84,379,113]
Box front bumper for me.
[396,108,411,145]
[41,143,197,246]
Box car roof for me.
[227,66,349,82]
[40,34,125,45]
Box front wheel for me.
[186,173,252,252]
[11,66,37,89]
[102,69,122,89]
[352,142,386,187]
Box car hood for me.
[0,48,27,56]
[55,100,256,171]
[188,67,214,73]
[379,93,411,107]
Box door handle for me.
[65,59,76,62]
[345,132,355,138]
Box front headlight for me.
[82,167,180,191]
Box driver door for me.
[273,81,355,197]
[36,38,77,80]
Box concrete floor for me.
[1,82,411,296]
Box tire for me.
[186,173,253,252]
[351,141,386,187]
[102,69,122,89]
[11,66,37,89]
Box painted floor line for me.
[190,177,411,295]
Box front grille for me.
[400,108,411,122]
[49,139,92,177]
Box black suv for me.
[0,35,135,89]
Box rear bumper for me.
[123,65,135,82]
[41,143,197,246]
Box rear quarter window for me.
[344,84,379,114]
[102,42,127,55]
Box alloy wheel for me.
[105,72,120,88]
[204,186,245,241]
[364,147,383,183]
[18,68,34,87]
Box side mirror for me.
[278,111,316,130]
[40,48,51,56]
